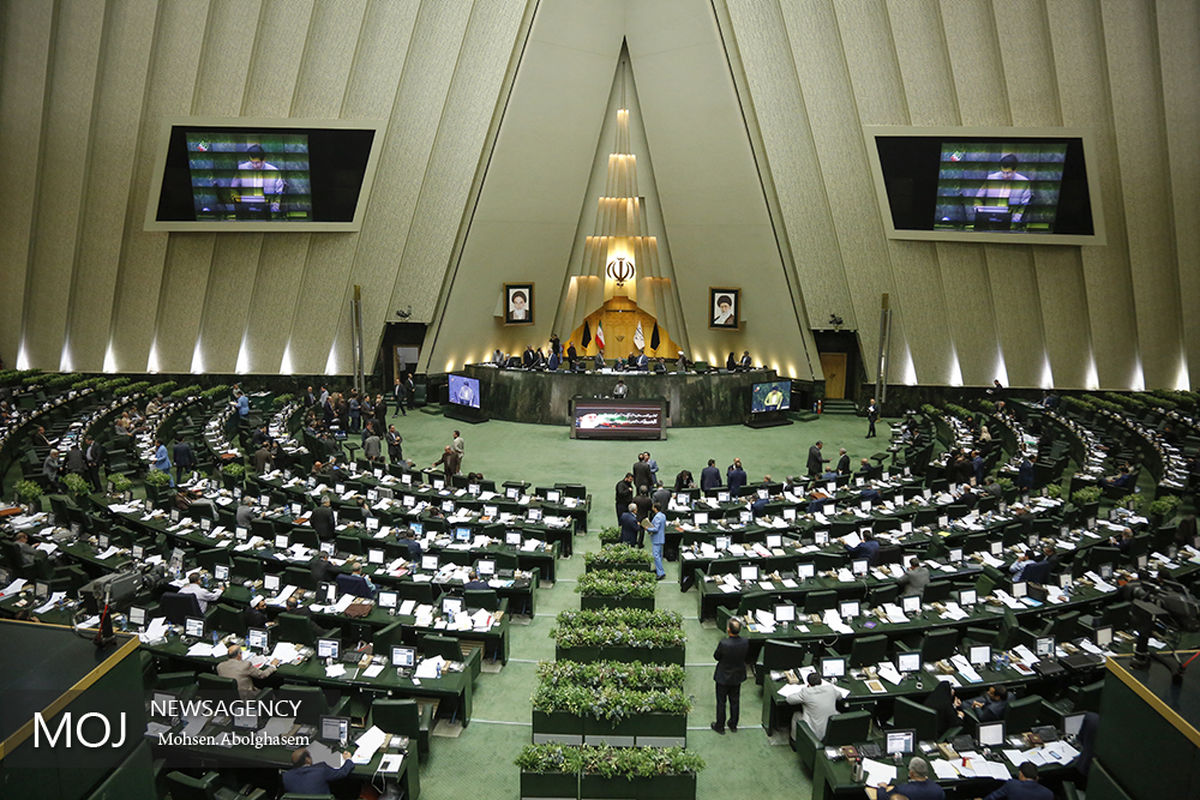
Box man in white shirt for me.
[787,672,841,741]
[231,144,284,219]
[179,572,221,613]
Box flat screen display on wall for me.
[865,127,1104,245]
[146,118,384,232]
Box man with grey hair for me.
[872,756,945,800]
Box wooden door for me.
[819,352,847,399]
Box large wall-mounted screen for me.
[865,127,1104,245]
[146,118,384,232]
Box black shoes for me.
[656,574,666,581]
[710,723,725,735]
[729,724,738,733]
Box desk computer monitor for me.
[896,652,922,674]
[775,604,796,623]
[739,510,752,523]
[32,580,49,600]
[455,527,471,542]
[839,600,860,619]
[885,729,915,755]
[715,536,731,551]
[291,502,303,517]
[991,540,1004,556]
[410,519,423,536]
[1011,581,1027,598]
[482,504,498,518]
[264,574,281,593]
[766,534,782,548]
[949,547,963,563]
[1035,636,1055,658]
[784,508,796,521]
[814,530,829,545]
[369,548,385,564]
[214,564,230,581]
[233,713,258,730]
[505,531,522,546]
[958,588,977,606]
[797,563,815,580]
[546,489,561,504]
[442,597,463,617]
[320,582,337,603]
[477,559,495,576]
[184,617,205,638]
[391,645,416,668]
[1095,625,1113,648]
[132,544,145,559]
[901,595,921,614]
[319,541,335,556]
[718,491,730,503]
[320,715,349,744]
[317,638,340,659]
[694,511,710,526]
[528,508,543,522]
[129,606,147,627]
[247,627,270,652]
[275,534,290,549]
[1063,711,1086,737]
[234,527,248,543]
[820,657,846,678]
[432,477,445,490]
[851,559,869,576]
[366,516,380,531]
[969,645,991,666]
[421,555,439,571]
[977,720,1006,747]
[442,500,456,514]
[378,591,398,609]
[740,565,759,582]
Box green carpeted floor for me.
[387,408,889,800]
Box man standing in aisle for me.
[614,472,634,526]
[647,502,667,580]
[866,398,879,438]
[700,459,721,491]
[711,618,749,734]
[807,441,827,478]
[451,430,465,468]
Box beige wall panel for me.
[285,235,360,373]
[191,0,261,116]
[934,243,1003,386]
[242,0,315,115]
[1046,1,1137,388]
[984,246,1044,387]
[152,234,217,370]
[885,0,958,125]
[835,0,954,384]
[992,0,1061,126]
[1158,0,1200,386]
[938,0,1010,126]
[723,0,857,333]
[107,0,209,373]
[1033,247,1090,388]
[1101,0,1183,389]
[777,0,905,382]
[342,0,418,116]
[242,235,313,373]
[386,0,530,369]
[628,0,814,378]
[65,1,158,373]
[289,0,361,115]
[0,2,53,367]
[197,234,265,373]
[20,0,105,368]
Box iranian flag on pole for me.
[595,321,606,350]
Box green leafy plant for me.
[62,473,90,497]
[273,393,295,407]
[1121,492,1146,513]
[143,469,172,487]
[514,744,584,774]
[579,745,704,778]
[147,381,177,396]
[576,569,658,599]
[108,474,133,494]
[996,476,1014,492]
[977,399,996,413]
[200,385,229,400]
[920,403,939,417]
[1070,486,1102,507]
[585,544,654,571]
[116,381,151,398]
[597,526,621,545]
[169,384,202,400]
[1148,495,1182,519]
[1043,482,1062,500]
[552,608,686,649]
[223,462,246,479]
[15,480,43,505]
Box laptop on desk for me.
[973,206,1013,231]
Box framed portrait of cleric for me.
[709,288,740,329]
[504,283,534,326]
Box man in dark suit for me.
[386,425,404,464]
[726,458,747,496]
[700,459,721,491]
[866,397,879,438]
[835,447,850,475]
[618,503,640,546]
[172,437,196,485]
[244,596,269,629]
[632,453,653,493]
[807,441,827,477]
[282,747,355,795]
[980,761,1052,800]
[1017,454,1036,492]
[614,473,634,525]
[310,496,336,540]
[431,445,460,476]
[711,618,749,734]
[84,436,105,492]
[310,552,338,584]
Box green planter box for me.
[555,645,685,666]
[579,595,655,612]
[531,711,584,745]
[584,713,686,747]
[580,773,696,800]
[520,770,579,799]
[585,561,653,573]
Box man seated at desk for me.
[244,595,270,629]
[179,572,222,613]
[463,569,489,590]
[341,563,376,598]
[235,496,257,529]
[282,746,356,795]
[897,557,930,597]
[612,379,628,398]
[967,685,1009,722]
[786,672,840,741]
[846,530,880,565]
[217,644,279,700]
[310,551,338,583]
[975,761,1053,800]
[869,756,945,800]
[13,532,38,569]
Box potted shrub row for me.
[576,569,657,611]
[516,744,703,800]
[585,544,654,573]
[552,609,686,665]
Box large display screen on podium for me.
[751,380,791,414]
[448,374,480,409]
[572,398,664,440]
